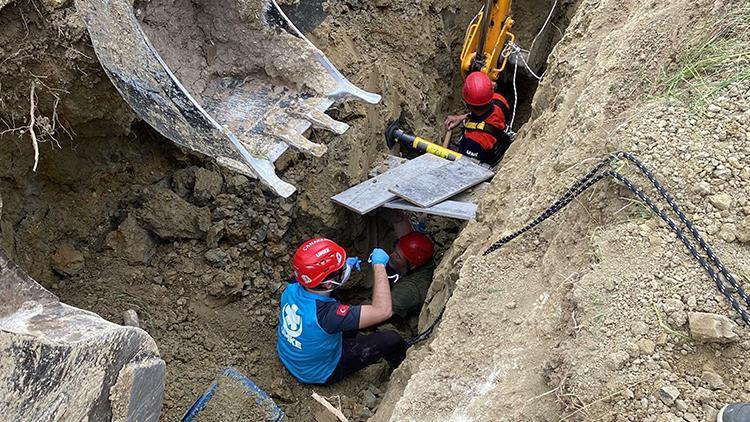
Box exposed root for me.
[1,79,68,169]
[29,80,39,171]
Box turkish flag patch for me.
[336,304,350,317]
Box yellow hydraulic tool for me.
[460,0,516,81]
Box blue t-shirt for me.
[277,281,361,384]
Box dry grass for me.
[663,3,750,108]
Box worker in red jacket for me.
[444,71,513,166]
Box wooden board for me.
[381,182,489,220]
[382,199,477,220]
[331,154,448,214]
[389,159,494,208]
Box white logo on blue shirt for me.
[282,303,303,349]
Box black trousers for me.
[325,330,407,384]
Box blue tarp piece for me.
[181,367,284,422]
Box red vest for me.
[463,93,511,151]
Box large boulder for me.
[0,248,165,421]
[105,215,157,265]
[136,187,210,240]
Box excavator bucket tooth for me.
[76,0,380,198]
[289,100,350,135]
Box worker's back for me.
[277,282,342,384]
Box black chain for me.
[483,151,750,327]
[407,308,445,346]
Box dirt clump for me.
[197,374,280,422]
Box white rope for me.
[508,53,519,131]
[527,0,558,61]
[517,46,544,81]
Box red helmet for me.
[293,238,346,289]
[396,232,434,268]
[462,72,494,106]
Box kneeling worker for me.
[444,71,513,166]
[277,238,406,385]
[385,213,436,319]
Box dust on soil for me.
[133,0,338,100]
[197,374,279,421]
[379,0,750,421]
[0,0,477,420]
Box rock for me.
[675,399,688,412]
[701,370,726,390]
[207,270,243,299]
[51,245,85,276]
[137,187,210,240]
[719,227,737,243]
[624,342,641,357]
[0,250,165,421]
[171,166,198,198]
[737,218,750,243]
[688,312,739,343]
[708,193,732,211]
[205,249,230,267]
[703,405,718,422]
[693,386,714,402]
[313,409,338,422]
[663,298,684,314]
[367,383,382,397]
[363,389,378,409]
[631,321,649,336]
[505,301,517,309]
[655,413,681,422]
[606,351,630,370]
[358,408,374,419]
[123,309,140,328]
[225,174,250,193]
[656,385,680,405]
[193,168,223,205]
[683,413,698,422]
[637,338,656,355]
[206,223,225,248]
[692,181,712,196]
[105,215,156,265]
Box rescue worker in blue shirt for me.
[276,237,407,384]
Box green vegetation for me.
[663,3,750,108]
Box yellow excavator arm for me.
[460,0,515,81]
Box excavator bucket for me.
[76,0,380,198]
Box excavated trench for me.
[0,0,576,420]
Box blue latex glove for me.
[413,217,427,233]
[346,256,362,272]
[368,248,390,266]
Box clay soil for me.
[5,0,745,421]
[0,0,499,420]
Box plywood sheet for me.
[331,154,448,214]
[389,159,494,208]
[382,199,477,220]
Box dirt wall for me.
[0,0,478,420]
[378,0,750,420]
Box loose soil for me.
[379,0,750,420]
[0,0,498,420]
[197,374,280,422]
[4,0,747,421]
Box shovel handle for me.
[442,131,452,148]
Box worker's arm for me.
[379,209,413,238]
[444,113,470,130]
[358,249,393,328]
